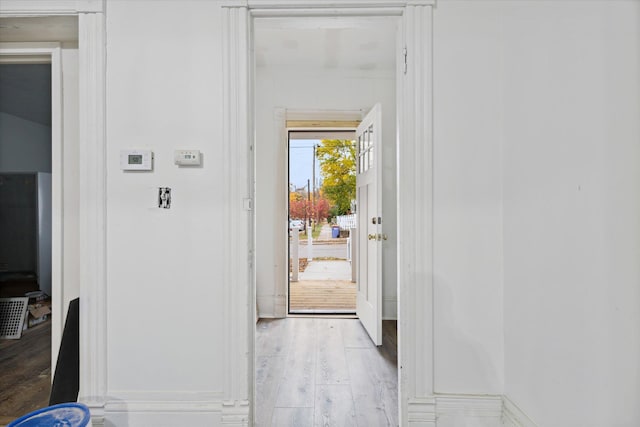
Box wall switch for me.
[158,187,171,208]
[174,150,201,166]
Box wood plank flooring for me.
[289,281,356,312]
[256,318,397,427]
[0,321,51,426]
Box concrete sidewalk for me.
[298,259,352,281]
[317,223,333,240]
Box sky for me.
[289,139,322,191]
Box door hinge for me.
[403,47,408,75]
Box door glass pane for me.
[366,127,371,149]
[363,150,368,172]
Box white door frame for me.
[0,42,64,370]
[222,1,435,424]
[1,1,107,422]
[283,109,362,317]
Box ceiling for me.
[0,16,77,126]
[0,16,396,126]
[254,17,398,71]
[0,16,78,42]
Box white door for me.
[356,103,383,345]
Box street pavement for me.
[293,222,351,259]
[298,243,348,259]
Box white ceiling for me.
[0,16,397,126]
[254,17,398,71]
[0,16,78,42]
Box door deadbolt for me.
[368,233,388,241]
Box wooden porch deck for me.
[289,280,356,312]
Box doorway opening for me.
[253,12,399,426]
[288,130,357,315]
[0,15,78,422]
[0,62,53,423]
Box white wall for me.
[88,1,640,425]
[433,3,640,424]
[105,0,226,400]
[432,2,504,395]
[0,112,51,172]
[255,64,398,319]
[60,44,80,324]
[499,1,640,426]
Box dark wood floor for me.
[0,321,51,426]
[256,318,397,427]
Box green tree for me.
[316,139,356,216]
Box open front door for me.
[356,103,382,345]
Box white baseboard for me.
[274,294,286,318]
[407,394,504,427]
[502,395,538,427]
[436,394,503,427]
[408,396,437,426]
[257,295,287,319]
[256,295,275,318]
[98,392,229,427]
[94,393,534,427]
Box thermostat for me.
[120,150,153,171]
[174,150,201,166]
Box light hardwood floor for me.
[256,318,397,427]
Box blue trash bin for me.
[8,403,91,427]
[332,226,340,238]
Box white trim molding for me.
[105,391,225,413]
[502,395,539,427]
[408,397,436,426]
[0,3,108,423]
[397,2,435,422]
[408,394,508,426]
[383,296,398,320]
[0,0,103,15]
[77,7,107,417]
[221,400,251,426]
[89,392,229,427]
[221,0,253,409]
[437,394,503,424]
[225,1,436,426]
[245,0,435,8]
[0,40,64,380]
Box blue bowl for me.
[8,403,91,427]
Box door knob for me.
[368,234,376,240]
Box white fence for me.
[336,214,356,230]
